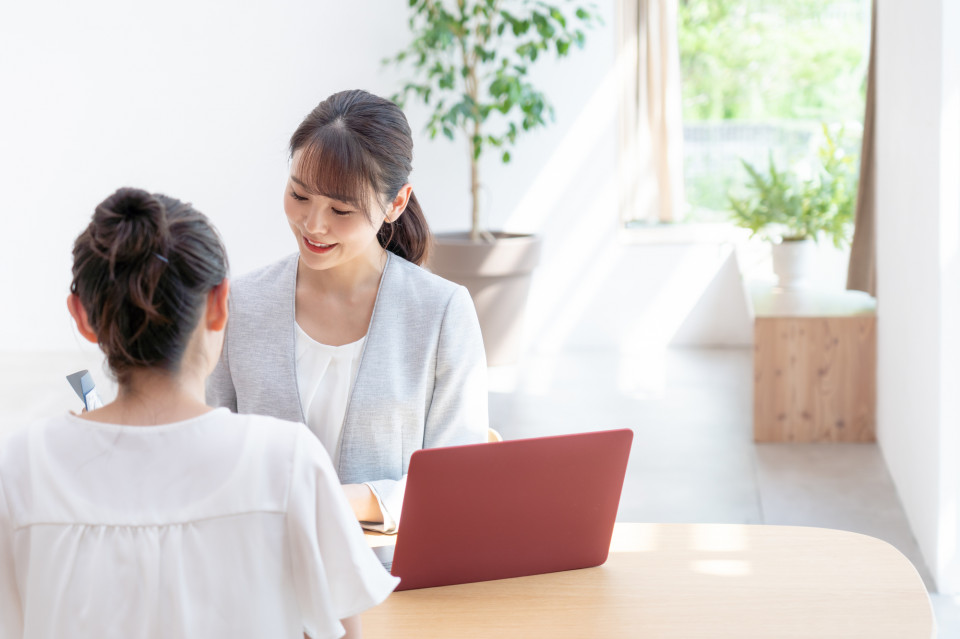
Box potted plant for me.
[386,0,599,365]
[728,125,857,289]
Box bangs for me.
[293,127,379,213]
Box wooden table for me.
[750,285,877,442]
[363,523,933,638]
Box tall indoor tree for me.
[386,0,600,241]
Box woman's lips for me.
[303,236,337,254]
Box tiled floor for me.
[2,345,956,634]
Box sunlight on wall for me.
[940,497,958,592]
[623,246,734,349]
[528,182,620,355]
[483,51,622,399]
[936,40,960,593]
[501,63,620,233]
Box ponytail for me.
[378,191,432,266]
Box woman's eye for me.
[332,208,352,216]
[290,190,308,202]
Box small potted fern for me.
[728,125,857,289]
[386,0,599,365]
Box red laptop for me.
[385,428,633,590]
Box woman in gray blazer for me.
[207,90,488,533]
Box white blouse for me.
[0,410,399,639]
[294,323,365,461]
[294,325,395,532]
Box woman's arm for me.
[422,286,489,448]
[340,615,362,639]
[342,483,382,524]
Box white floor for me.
[2,344,957,635]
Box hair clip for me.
[154,253,169,264]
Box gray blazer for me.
[206,252,488,531]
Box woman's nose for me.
[302,206,329,234]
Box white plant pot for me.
[771,239,816,290]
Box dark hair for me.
[289,89,432,265]
[70,188,228,385]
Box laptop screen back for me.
[390,428,633,590]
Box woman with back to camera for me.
[0,188,397,638]
[207,90,489,533]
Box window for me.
[677,0,871,223]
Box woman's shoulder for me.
[0,411,319,527]
[227,254,298,319]
[385,253,465,304]
[230,254,298,298]
[0,411,308,483]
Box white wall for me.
[876,0,960,593]
[0,0,617,353]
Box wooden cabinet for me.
[750,287,877,442]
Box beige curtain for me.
[618,0,685,224]
[847,0,877,296]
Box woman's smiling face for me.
[284,148,387,273]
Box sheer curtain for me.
[618,0,685,224]
[847,0,877,296]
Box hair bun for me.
[105,187,166,222]
[71,188,228,384]
[89,187,171,268]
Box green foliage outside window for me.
[679,0,867,121]
[676,0,869,220]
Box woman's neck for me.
[80,367,212,426]
[297,246,388,299]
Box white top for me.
[294,323,365,460]
[0,409,399,639]
[294,325,395,532]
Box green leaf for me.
[726,126,855,245]
[550,8,567,28]
[502,151,511,163]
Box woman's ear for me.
[385,183,413,223]
[205,278,230,332]
[66,294,98,344]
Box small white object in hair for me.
[154,253,169,263]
